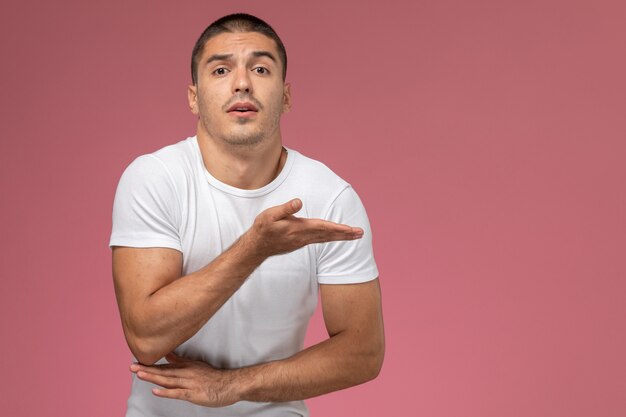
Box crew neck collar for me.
[190,136,296,198]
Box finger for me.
[311,230,363,244]
[321,229,364,241]
[268,198,302,221]
[303,223,364,243]
[137,370,189,389]
[351,227,364,237]
[303,219,363,235]
[130,362,186,375]
[152,387,191,401]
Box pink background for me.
[1,0,624,416]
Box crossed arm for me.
[113,198,385,406]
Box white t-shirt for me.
[109,136,378,417]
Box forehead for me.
[201,31,279,59]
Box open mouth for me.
[227,102,259,114]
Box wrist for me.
[229,364,260,402]
[238,226,269,264]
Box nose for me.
[232,68,252,95]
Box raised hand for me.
[247,198,364,258]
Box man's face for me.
[188,31,291,147]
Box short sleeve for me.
[317,186,379,284]
[109,155,182,251]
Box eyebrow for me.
[252,50,277,62]
[204,50,277,66]
[205,53,233,65]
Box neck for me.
[196,125,287,190]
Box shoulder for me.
[286,149,352,216]
[289,149,350,193]
[119,137,198,190]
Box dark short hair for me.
[191,13,287,85]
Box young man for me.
[110,13,384,417]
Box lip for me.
[227,102,259,113]
[228,110,257,119]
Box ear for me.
[282,82,292,114]
[188,84,199,115]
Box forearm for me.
[129,280,385,407]
[234,330,384,403]
[128,233,265,364]
[118,198,364,366]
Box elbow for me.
[121,316,172,365]
[133,351,162,366]
[126,335,166,366]
[364,344,385,381]
[355,339,385,384]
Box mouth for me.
[227,102,259,116]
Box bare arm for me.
[112,233,262,366]
[241,278,385,401]
[129,278,385,405]
[113,198,364,365]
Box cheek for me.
[198,94,221,115]
[198,83,227,107]
[268,88,287,113]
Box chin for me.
[221,133,265,147]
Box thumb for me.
[270,198,302,220]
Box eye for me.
[213,67,229,76]
[253,67,269,75]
